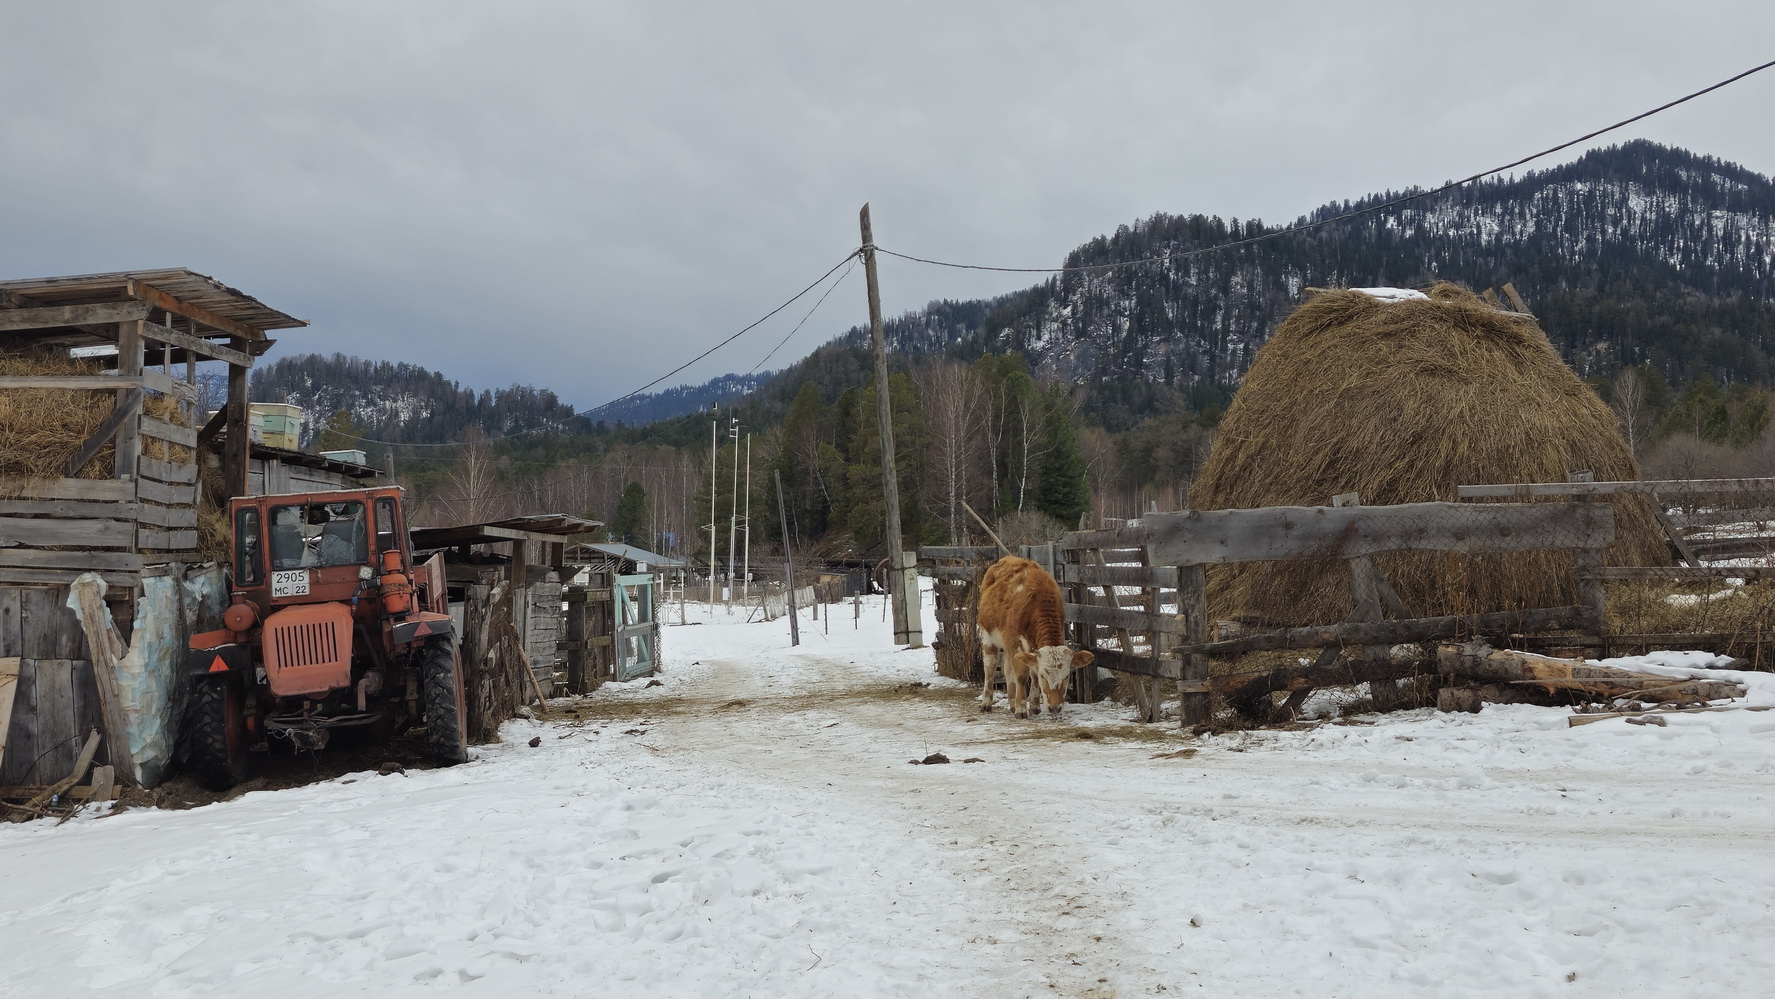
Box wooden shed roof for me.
[0,269,307,333]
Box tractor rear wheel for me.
[419,636,469,765]
[188,679,250,791]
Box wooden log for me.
[1143,501,1614,565]
[114,323,142,482]
[1458,477,1775,498]
[0,782,122,801]
[1176,605,1587,657]
[1437,642,1746,703]
[1569,704,1775,727]
[1214,653,1421,702]
[1437,687,1484,713]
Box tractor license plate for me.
[271,570,310,598]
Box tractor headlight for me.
[359,565,375,581]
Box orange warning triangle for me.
[209,655,228,672]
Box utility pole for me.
[776,469,799,647]
[727,416,740,612]
[741,433,752,602]
[708,415,718,609]
[859,203,923,648]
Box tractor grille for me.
[270,619,340,669]
[262,604,352,697]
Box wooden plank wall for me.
[0,585,104,785]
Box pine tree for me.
[1035,391,1090,528]
[313,408,363,453]
[609,481,649,547]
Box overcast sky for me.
[4,2,1772,410]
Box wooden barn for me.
[0,269,306,795]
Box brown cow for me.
[975,556,1094,718]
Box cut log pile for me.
[1210,639,1749,725]
[1434,641,1745,712]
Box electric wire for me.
[749,256,856,375]
[873,57,1775,275]
[343,249,861,448]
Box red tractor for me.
[186,486,468,789]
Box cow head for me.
[1014,646,1095,714]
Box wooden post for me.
[1571,471,1607,649]
[1178,563,1210,728]
[1335,493,1404,711]
[776,470,799,647]
[115,320,143,484]
[565,585,588,695]
[860,204,915,646]
[222,345,250,498]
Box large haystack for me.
[1189,283,1667,626]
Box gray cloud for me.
[3,1,1771,409]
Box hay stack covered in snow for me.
[1189,283,1667,626]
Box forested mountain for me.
[249,140,1775,556]
[847,140,1775,430]
[251,354,592,448]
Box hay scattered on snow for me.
[1189,283,1668,626]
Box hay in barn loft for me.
[0,346,192,486]
[1188,283,1668,627]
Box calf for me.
[975,556,1095,719]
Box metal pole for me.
[776,470,799,646]
[727,417,740,611]
[859,203,918,647]
[742,433,752,602]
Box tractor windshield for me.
[269,501,370,570]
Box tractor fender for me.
[188,643,251,680]
[388,613,454,647]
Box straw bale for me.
[1189,283,1667,626]
[0,346,193,483]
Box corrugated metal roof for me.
[572,542,686,568]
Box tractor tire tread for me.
[420,638,469,765]
[188,679,248,791]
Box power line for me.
[345,249,861,448]
[749,256,857,375]
[873,56,1775,276]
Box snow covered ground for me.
[4,588,1775,997]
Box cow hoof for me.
[1014,711,1029,720]
[979,705,992,713]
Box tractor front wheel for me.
[419,636,470,765]
[188,678,250,791]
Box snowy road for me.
[5,593,1775,997]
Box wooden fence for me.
[921,492,1620,726]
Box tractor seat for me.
[317,518,367,567]
[270,524,306,569]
